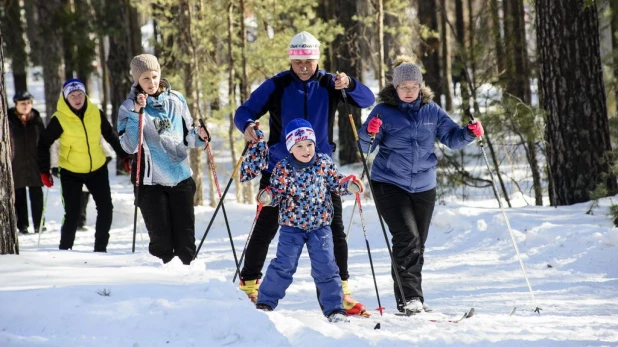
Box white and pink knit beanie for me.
[288,31,320,60]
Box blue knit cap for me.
[284,118,316,152]
[62,78,86,98]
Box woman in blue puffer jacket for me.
[359,56,484,315]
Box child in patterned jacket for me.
[254,118,364,323]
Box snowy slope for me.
[1,166,617,346]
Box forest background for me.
[2,0,618,252]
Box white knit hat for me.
[288,31,320,60]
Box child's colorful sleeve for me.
[268,162,288,206]
[240,129,269,182]
[323,156,352,196]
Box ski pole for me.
[132,106,145,253]
[468,115,541,314]
[194,123,259,260]
[232,202,264,283]
[344,92,407,312]
[37,187,50,247]
[355,191,385,316]
[199,118,241,278]
[345,116,379,241]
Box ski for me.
[394,307,475,323]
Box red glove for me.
[467,120,484,137]
[367,116,382,135]
[123,156,132,173]
[41,173,53,187]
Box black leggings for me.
[14,186,43,231]
[372,181,436,307]
[59,166,113,251]
[138,177,197,265]
[240,171,348,281]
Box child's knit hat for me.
[284,118,316,152]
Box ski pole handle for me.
[349,114,359,141]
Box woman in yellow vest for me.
[37,79,130,252]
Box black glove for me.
[51,167,59,178]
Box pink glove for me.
[41,173,53,187]
[367,117,382,135]
[467,120,484,137]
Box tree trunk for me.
[330,0,363,165]
[239,0,253,204]
[23,0,41,67]
[177,0,204,206]
[377,0,385,90]
[227,2,240,204]
[503,0,542,206]
[418,0,443,106]
[537,0,617,205]
[2,0,28,92]
[0,25,19,254]
[100,0,141,175]
[489,0,505,81]
[98,36,109,113]
[611,0,618,115]
[35,0,65,121]
[454,0,471,119]
[440,0,453,112]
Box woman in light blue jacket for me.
[118,54,208,265]
[359,56,484,315]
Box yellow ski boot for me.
[239,279,260,304]
[342,280,370,317]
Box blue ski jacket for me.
[234,68,375,172]
[359,85,475,193]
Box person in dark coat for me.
[359,56,484,315]
[8,91,46,234]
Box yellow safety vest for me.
[53,96,106,173]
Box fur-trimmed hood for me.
[377,84,435,106]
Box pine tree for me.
[0,25,19,255]
[537,0,617,205]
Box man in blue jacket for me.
[234,31,375,315]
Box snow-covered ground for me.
[3,65,617,346]
[1,164,617,346]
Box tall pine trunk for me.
[331,0,363,165]
[503,0,542,206]
[2,0,28,92]
[0,25,19,254]
[418,0,443,106]
[35,0,65,121]
[537,0,617,205]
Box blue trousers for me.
[257,225,344,316]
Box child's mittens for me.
[348,179,364,194]
[341,174,364,194]
[256,187,273,205]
